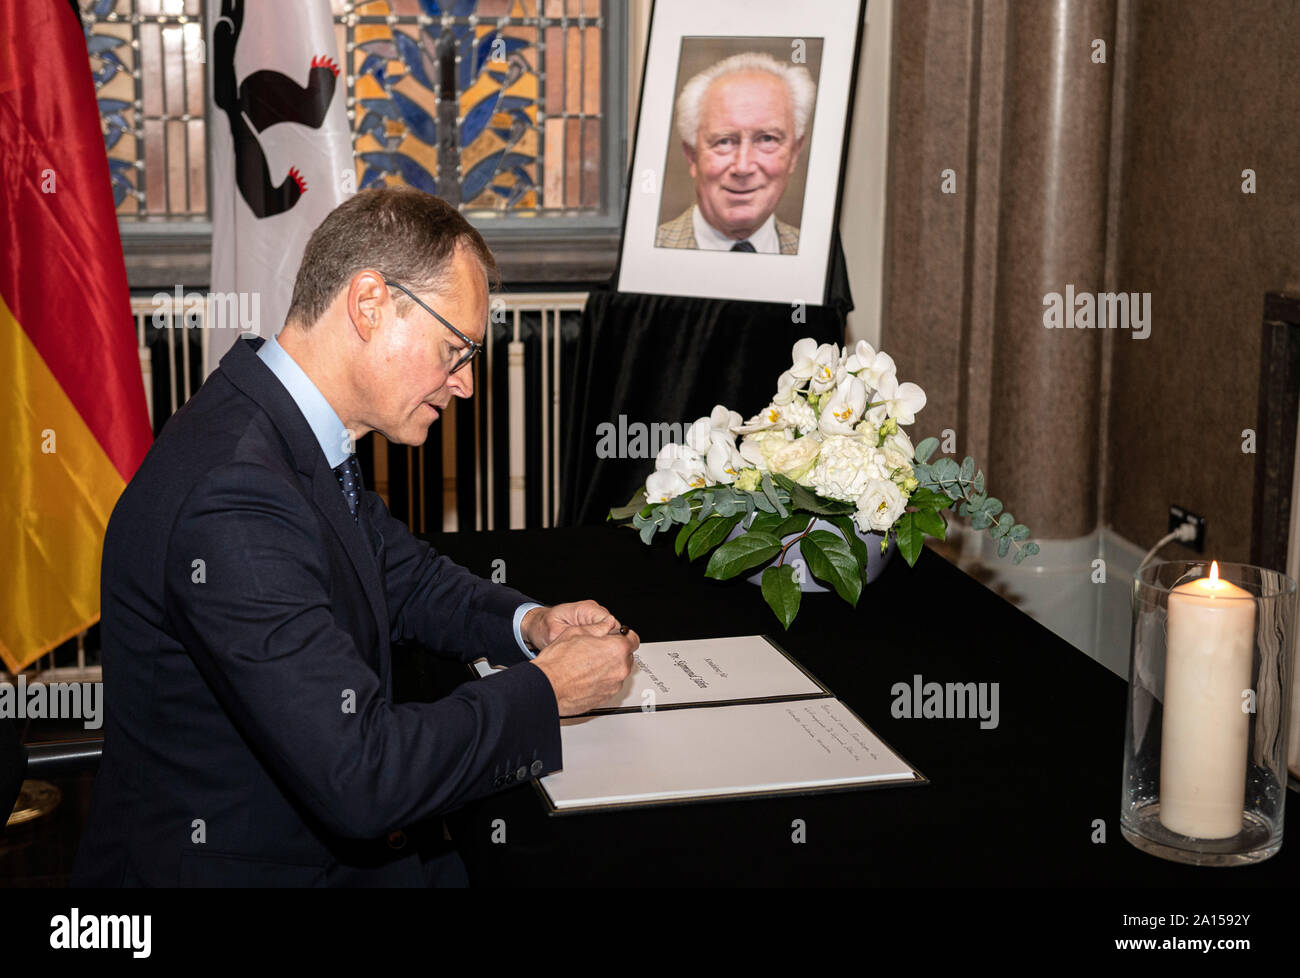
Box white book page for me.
[596,635,824,712]
[541,698,917,811]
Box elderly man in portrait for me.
[74,188,636,887]
[657,51,816,255]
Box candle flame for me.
[1210,560,1220,584]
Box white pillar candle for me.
[1160,562,1255,839]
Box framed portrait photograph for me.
[616,0,867,305]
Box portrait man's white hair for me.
[675,51,817,148]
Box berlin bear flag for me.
[0,1,152,671]
[206,0,353,366]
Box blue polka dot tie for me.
[333,454,363,521]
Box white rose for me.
[855,478,906,533]
[738,429,794,470]
[768,435,823,480]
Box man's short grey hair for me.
[675,51,817,147]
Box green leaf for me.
[970,510,992,530]
[753,491,776,514]
[748,510,784,536]
[913,507,947,540]
[960,456,974,482]
[687,512,744,561]
[914,437,939,464]
[830,514,870,571]
[973,470,985,495]
[907,487,951,512]
[801,531,864,607]
[997,536,1011,558]
[608,488,649,521]
[771,473,856,516]
[674,518,701,556]
[984,497,1003,518]
[1009,523,1030,542]
[761,564,802,630]
[638,521,656,545]
[715,493,739,518]
[894,512,925,566]
[705,531,784,580]
[668,496,692,523]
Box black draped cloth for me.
[558,236,853,525]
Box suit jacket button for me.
[516,765,528,781]
[387,830,407,850]
[493,775,504,787]
[530,759,543,776]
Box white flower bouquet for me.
[609,338,1039,628]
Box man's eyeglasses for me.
[383,279,484,374]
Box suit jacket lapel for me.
[218,338,391,683]
[311,460,390,685]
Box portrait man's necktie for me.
[730,240,756,253]
[333,454,364,521]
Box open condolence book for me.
[475,635,925,813]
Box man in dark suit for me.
[73,188,636,886]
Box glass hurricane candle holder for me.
[1120,560,1296,866]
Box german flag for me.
[0,2,152,672]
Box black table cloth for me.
[404,524,1296,887]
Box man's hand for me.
[529,622,638,717]
[521,600,619,652]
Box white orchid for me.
[653,442,708,491]
[790,339,840,394]
[818,377,868,436]
[866,373,927,426]
[705,435,746,484]
[646,468,690,503]
[855,478,907,533]
[772,369,804,405]
[845,340,897,391]
[710,403,744,435]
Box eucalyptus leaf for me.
[668,496,692,523]
[960,456,974,481]
[997,536,1011,558]
[973,470,985,495]
[1009,523,1030,542]
[761,564,802,630]
[914,437,939,464]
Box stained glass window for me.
[81,0,616,223]
[82,0,208,218]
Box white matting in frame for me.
[617,0,865,306]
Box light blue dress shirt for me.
[256,335,541,659]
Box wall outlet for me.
[1168,505,1206,553]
